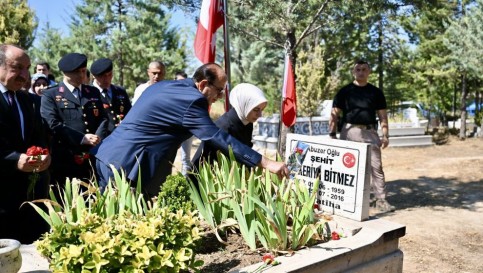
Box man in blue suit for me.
[95,63,289,198]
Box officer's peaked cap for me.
[58,53,88,72]
[91,58,113,76]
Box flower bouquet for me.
[26,146,49,198]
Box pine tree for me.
[444,0,482,139]
[31,0,188,94]
[0,0,37,48]
[29,22,68,80]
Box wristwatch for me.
[383,135,390,139]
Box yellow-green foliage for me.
[0,0,37,48]
[35,208,203,273]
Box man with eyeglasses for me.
[94,63,289,199]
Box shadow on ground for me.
[386,177,483,211]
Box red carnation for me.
[262,253,275,265]
[74,155,85,165]
[26,146,49,198]
[331,231,340,240]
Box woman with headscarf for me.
[30,73,50,96]
[191,83,268,168]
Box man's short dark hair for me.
[149,61,165,69]
[354,60,370,67]
[36,61,51,70]
[193,63,222,84]
[175,71,188,79]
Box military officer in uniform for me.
[90,58,131,134]
[41,53,109,187]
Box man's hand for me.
[18,153,52,172]
[81,133,101,146]
[381,136,389,149]
[259,157,290,180]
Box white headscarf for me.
[229,83,267,125]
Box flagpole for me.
[278,50,288,155]
[222,0,231,112]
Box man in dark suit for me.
[94,63,289,198]
[0,44,51,243]
[41,53,109,187]
[90,58,132,134]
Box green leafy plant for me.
[29,166,203,272]
[188,150,238,241]
[189,150,326,253]
[36,208,203,273]
[228,159,260,250]
[158,173,194,213]
[28,166,148,227]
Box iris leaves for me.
[189,149,326,253]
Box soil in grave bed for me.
[194,230,262,273]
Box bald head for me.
[0,44,31,91]
[147,61,166,85]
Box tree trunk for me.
[117,0,124,86]
[459,72,468,140]
[377,16,384,92]
[452,79,457,127]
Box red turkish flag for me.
[282,54,297,127]
[194,0,224,63]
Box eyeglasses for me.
[209,83,225,95]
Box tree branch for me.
[230,24,285,48]
[294,0,331,51]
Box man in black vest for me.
[329,60,395,214]
[41,53,109,187]
[90,58,132,134]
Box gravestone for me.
[285,134,371,221]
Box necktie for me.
[73,87,81,102]
[7,91,21,134]
[102,89,111,103]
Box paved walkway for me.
[19,244,49,272]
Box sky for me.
[27,0,200,70]
[27,0,197,42]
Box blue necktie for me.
[103,89,111,103]
[73,87,81,102]
[7,91,22,135]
